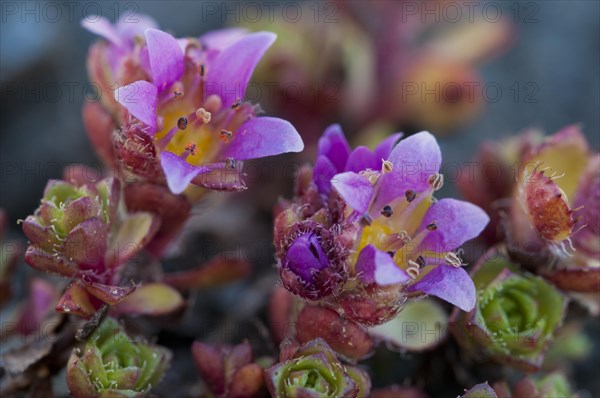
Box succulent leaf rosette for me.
[451,247,567,372]
[275,125,489,326]
[265,339,371,398]
[67,318,170,397]
[82,16,303,195]
[22,177,183,317]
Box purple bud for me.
[278,221,348,301]
[285,233,329,283]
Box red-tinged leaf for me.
[191,341,226,395]
[268,286,296,345]
[229,364,265,398]
[56,282,98,318]
[105,212,160,269]
[22,215,57,249]
[124,182,191,256]
[111,283,184,316]
[66,351,98,398]
[63,217,108,266]
[25,246,78,277]
[83,279,136,305]
[162,257,251,290]
[296,305,374,362]
[62,197,101,232]
[543,267,600,293]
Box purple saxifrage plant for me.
[82,17,304,195]
[275,126,489,325]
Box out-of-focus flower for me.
[67,317,170,397]
[191,341,267,398]
[82,17,303,196]
[451,247,566,372]
[265,339,371,398]
[275,126,488,326]
[0,209,20,308]
[460,125,599,293]
[22,178,184,318]
[8,278,57,336]
[247,3,513,139]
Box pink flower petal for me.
[420,198,489,252]
[407,266,476,312]
[205,31,276,107]
[356,245,411,286]
[114,80,158,133]
[145,28,184,92]
[220,117,303,160]
[331,172,373,214]
[160,152,209,194]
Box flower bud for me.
[265,339,371,398]
[67,318,170,397]
[451,247,566,372]
[277,219,349,301]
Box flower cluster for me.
[275,125,489,326]
[2,6,595,398]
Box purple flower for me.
[275,126,488,325]
[332,130,488,310]
[83,18,303,195]
[313,124,402,195]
